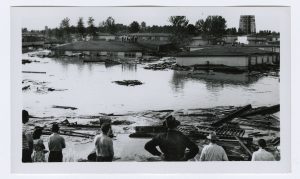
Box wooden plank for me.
[211,105,252,127]
[240,104,280,117]
[234,136,253,156]
[22,71,46,74]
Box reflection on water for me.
[122,63,137,72]
[22,54,279,117]
[171,71,261,93]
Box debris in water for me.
[113,80,143,86]
[52,105,78,110]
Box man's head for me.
[51,123,60,133]
[22,110,29,124]
[101,123,111,135]
[258,139,267,149]
[33,127,43,140]
[163,115,180,129]
[207,132,218,143]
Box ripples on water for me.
[22,54,279,117]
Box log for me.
[240,104,280,117]
[22,71,46,74]
[52,105,78,110]
[234,136,253,156]
[211,104,252,127]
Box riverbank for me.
[24,105,280,162]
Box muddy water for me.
[22,52,279,117]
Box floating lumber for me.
[196,125,245,137]
[152,109,174,113]
[113,80,143,86]
[42,130,93,138]
[22,71,46,74]
[52,105,78,110]
[211,104,252,127]
[239,123,280,131]
[60,123,101,129]
[240,104,280,117]
[234,136,253,156]
[134,126,167,133]
[22,85,30,90]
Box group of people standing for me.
[22,110,66,163]
[22,110,275,163]
[144,115,275,161]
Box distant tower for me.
[239,15,256,34]
[45,26,49,37]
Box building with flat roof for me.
[175,47,279,70]
[239,15,256,34]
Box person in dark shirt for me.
[144,115,199,161]
[22,110,33,163]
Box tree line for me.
[22,15,279,45]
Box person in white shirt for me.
[94,123,114,162]
[252,139,275,161]
[200,132,228,161]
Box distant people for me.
[200,132,228,161]
[32,127,46,162]
[94,123,114,162]
[48,123,66,162]
[251,139,275,161]
[22,110,33,163]
[144,115,199,161]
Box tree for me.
[60,17,71,41]
[169,16,189,32]
[195,16,227,37]
[141,21,146,32]
[226,27,237,35]
[168,16,190,48]
[87,17,97,38]
[205,16,227,37]
[195,19,206,34]
[77,17,85,38]
[186,24,197,35]
[22,28,28,33]
[104,16,116,34]
[129,21,140,33]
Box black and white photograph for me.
[9,4,292,174]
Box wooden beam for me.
[240,104,280,117]
[234,136,252,156]
[211,104,252,127]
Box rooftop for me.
[96,32,116,36]
[53,40,144,52]
[128,33,172,37]
[177,47,277,57]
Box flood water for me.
[22,52,279,117]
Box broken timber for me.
[240,104,280,117]
[211,104,252,127]
[22,71,46,74]
[52,105,78,110]
[234,136,253,156]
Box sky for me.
[15,6,288,32]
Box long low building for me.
[52,41,144,59]
[176,47,279,70]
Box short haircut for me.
[258,139,267,148]
[101,123,111,134]
[33,127,43,140]
[51,123,60,132]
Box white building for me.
[176,47,279,70]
